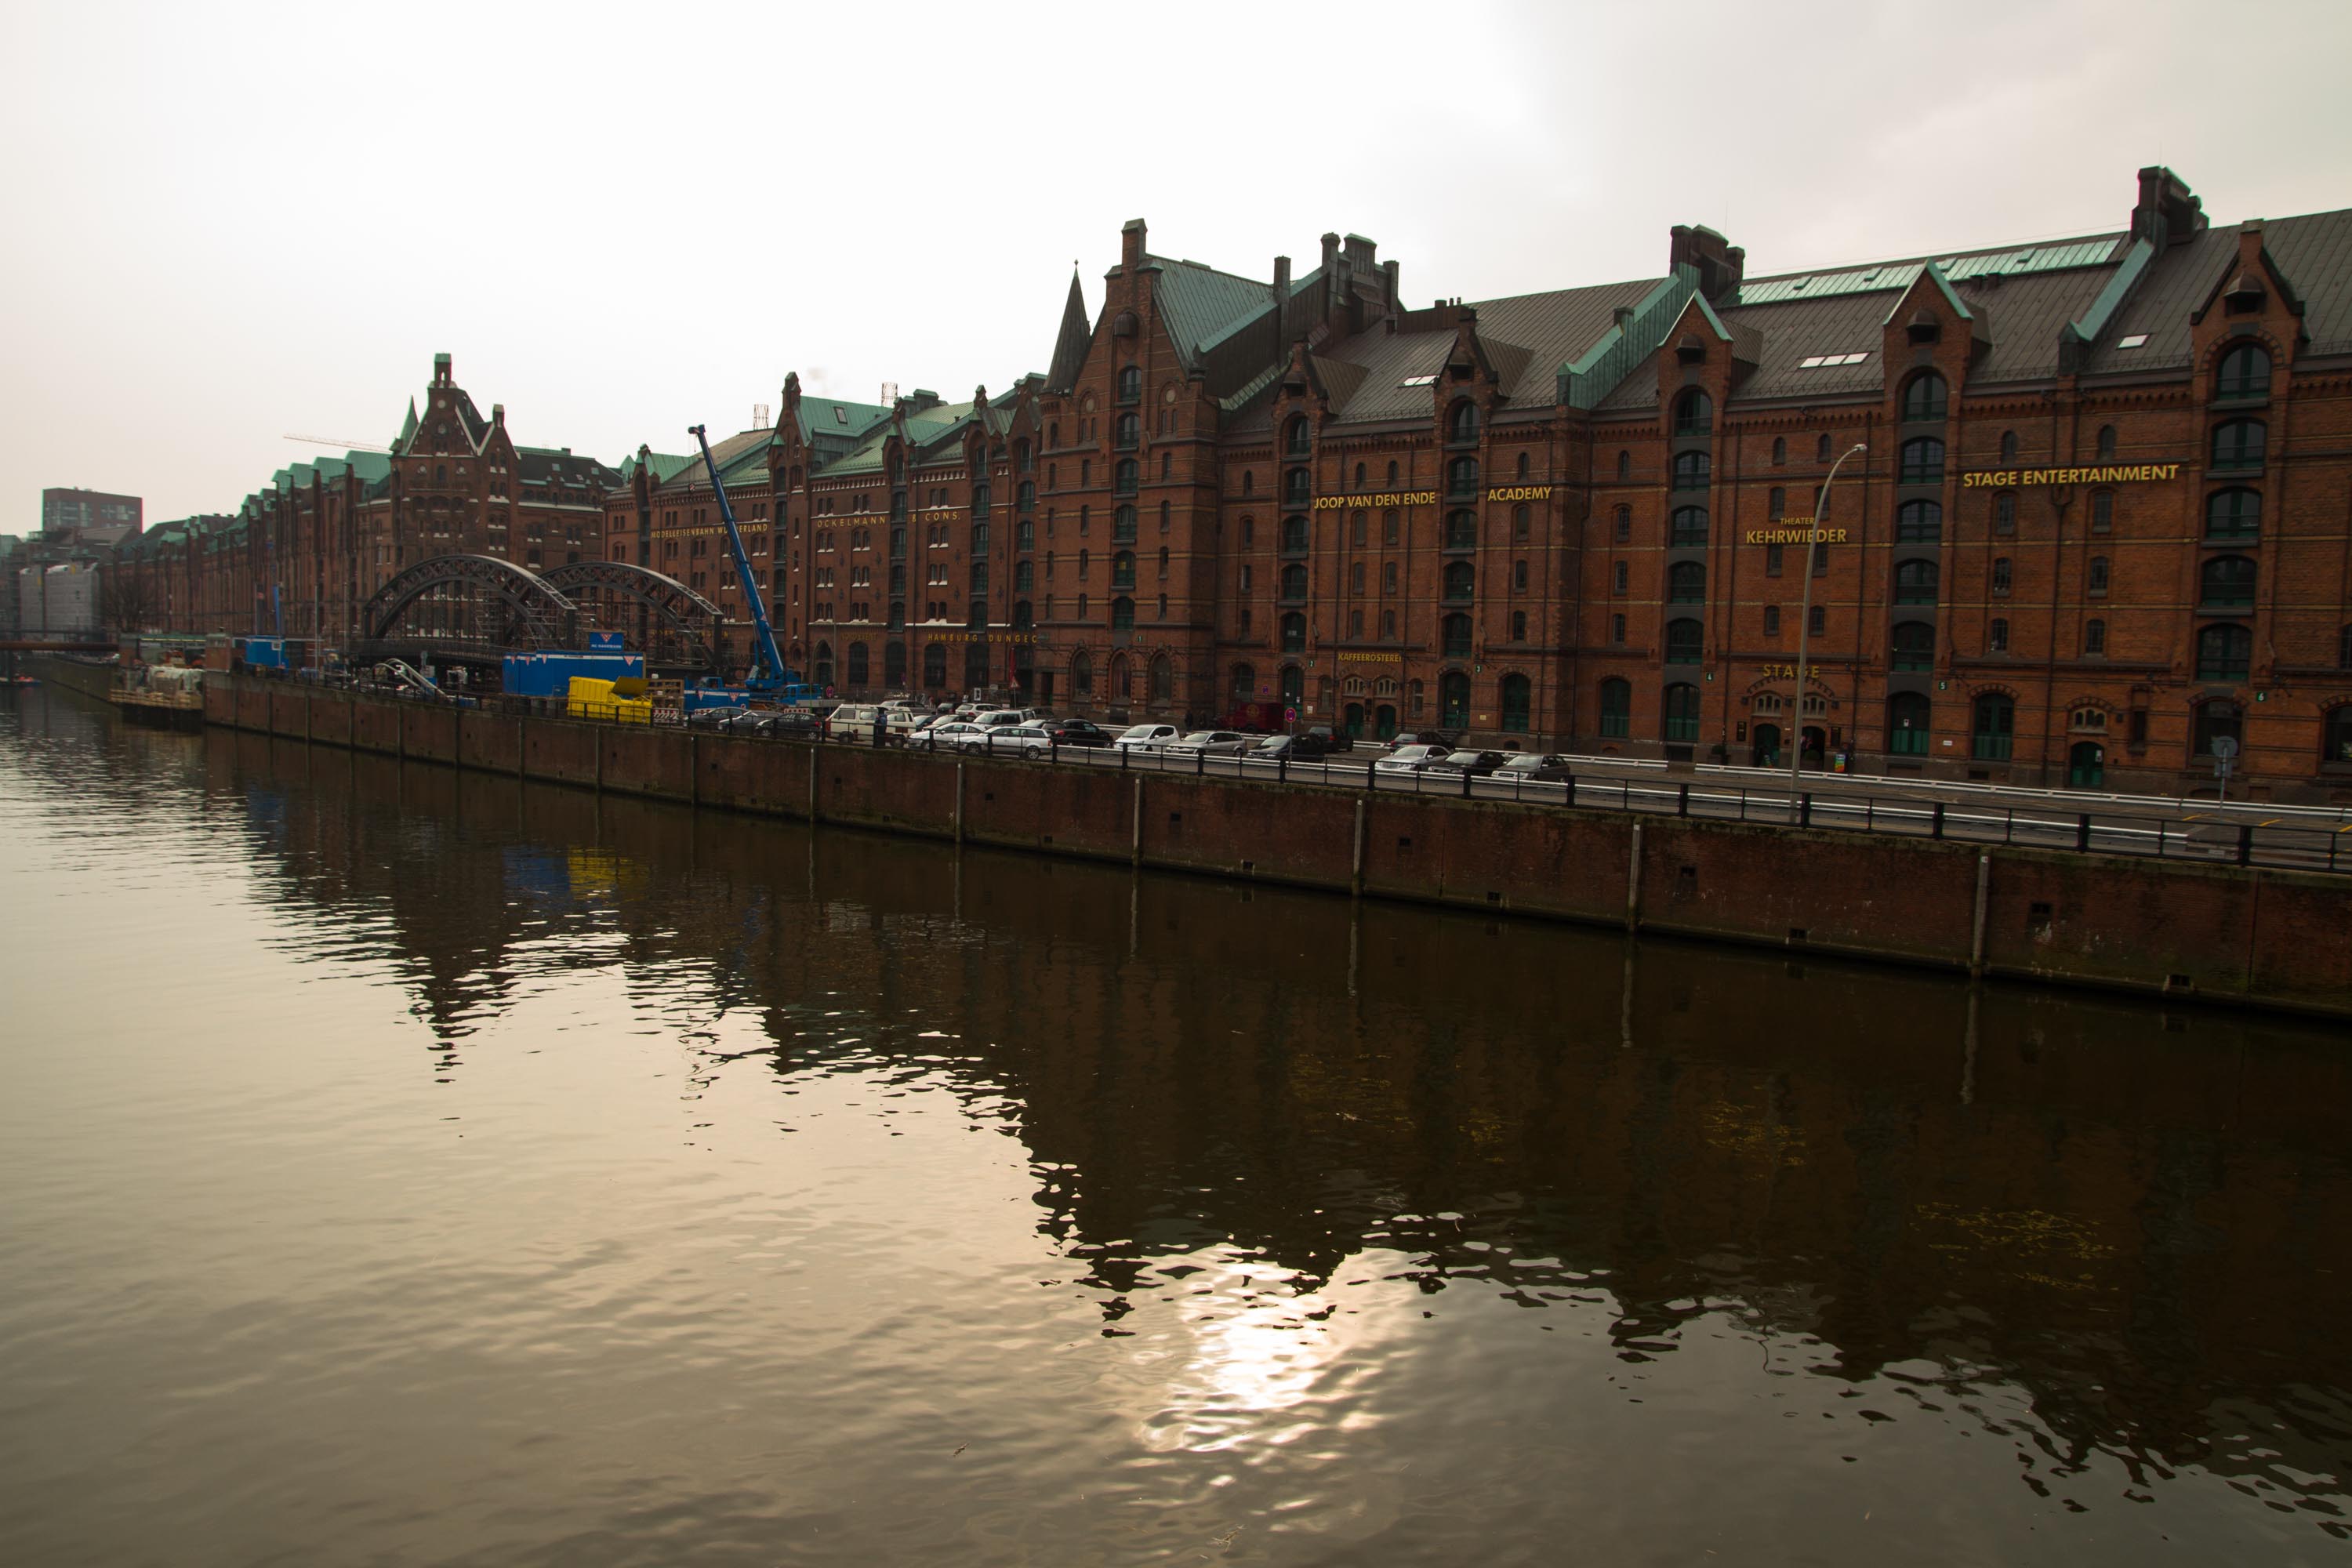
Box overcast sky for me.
[5,0,2347,524]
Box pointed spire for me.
[1047,270,1091,394]
[397,397,419,453]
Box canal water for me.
[2,687,2348,1566]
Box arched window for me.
[1768,486,1786,520]
[1279,611,1305,652]
[1899,372,1947,423]
[813,640,835,685]
[1283,466,1310,505]
[1280,514,1308,554]
[1279,563,1307,601]
[1512,503,1530,539]
[1616,450,1632,481]
[1599,677,1632,738]
[1671,451,1711,490]
[924,642,947,688]
[1113,412,1139,450]
[1112,550,1136,589]
[2196,622,2252,681]
[1442,561,1475,601]
[2212,419,2266,471]
[1515,452,1530,479]
[2194,699,2241,758]
[1663,682,1700,742]
[1668,561,1705,602]
[2206,487,2261,540]
[1157,545,1169,577]
[2217,342,2272,401]
[1011,600,1033,630]
[1888,691,1930,756]
[1669,506,1708,547]
[1444,510,1477,549]
[1112,595,1137,631]
[1771,437,1787,466]
[1971,693,2014,760]
[1448,400,1479,443]
[1890,620,1936,670]
[1664,618,1702,664]
[1440,612,1472,658]
[2096,425,2118,460]
[1613,505,1632,543]
[1387,460,1399,485]
[2325,705,2352,764]
[1499,673,1530,732]
[1281,665,1306,707]
[1284,416,1310,457]
[1999,430,2018,463]
[1446,455,1480,496]
[1895,499,1941,542]
[1672,389,1712,436]
[1231,662,1255,698]
[1816,434,1832,463]
[1150,652,1172,700]
[1898,437,1945,485]
[2087,555,2110,595]
[1893,560,1939,604]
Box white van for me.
[975,709,1028,729]
[829,704,888,740]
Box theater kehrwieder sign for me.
[1961,463,2183,489]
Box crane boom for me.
[688,424,790,692]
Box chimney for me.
[1120,217,1147,270]
[1319,231,1340,276]
[1381,259,1399,316]
[2133,165,2207,249]
[491,403,504,427]
[1272,254,1290,307]
[1343,233,1377,273]
[1669,224,1744,303]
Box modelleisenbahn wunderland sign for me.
[1961,463,2183,489]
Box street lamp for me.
[1790,442,1867,815]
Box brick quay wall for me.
[206,677,2352,1021]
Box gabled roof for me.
[619,451,694,484]
[655,430,767,492]
[1145,254,1279,368]
[517,447,622,490]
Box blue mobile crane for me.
[686,423,808,708]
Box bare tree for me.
[100,567,157,633]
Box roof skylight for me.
[2116,333,2149,349]
[1797,351,1872,369]
[1398,372,1437,388]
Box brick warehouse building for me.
[122,165,2352,798]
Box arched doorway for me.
[2069,741,2105,789]
[1800,726,1827,764]
[1343,702,1365,739]
[1374,704,1398,741]
[1439,671,1470,729]
[1752,722,1782,768]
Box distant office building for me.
[42,488,142,538]
[20,561,100,635]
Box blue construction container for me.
[501,652,645,699]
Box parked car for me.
[1044,719,1112,747]
[1420,748,1509,779]
[974,709,1029,729]
[979,724,1055,758]
[1305,724,1352,753]
[1114,723,1181,752]
[1372,742,1451,773]
[920,720,989,752]
[1251,733,1330,762]
[1497,752,1574,782]
[1382,729,1449,752]
[1163,730,1253,757]
[828,703,889,739]
[687,706,738,731]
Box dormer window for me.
[2223,272,2266,315]
[1906,310,1942,346]
[1675,334,1708,366]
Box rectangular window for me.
[1764,605,1781,637]
[1765,543,1784,578]
[1239,564,1252,593]
[1611,613,1627,645]
[1512,559,1528,591]
[2090,492,2112,534]
[1989,617,2009,653]
[1613,561,1628,595]
[1808,605,1824,637]
[1992,557,2012,596]
[1813,543,1828,576]
[1383,562,1398,594]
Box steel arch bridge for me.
[540,561,724,673]
[357,554,581,655]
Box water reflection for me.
[0,688,2347,1565]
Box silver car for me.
[1162,730,1252,757]
[1372,742,1451,773]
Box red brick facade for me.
[121,166,2352,800]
